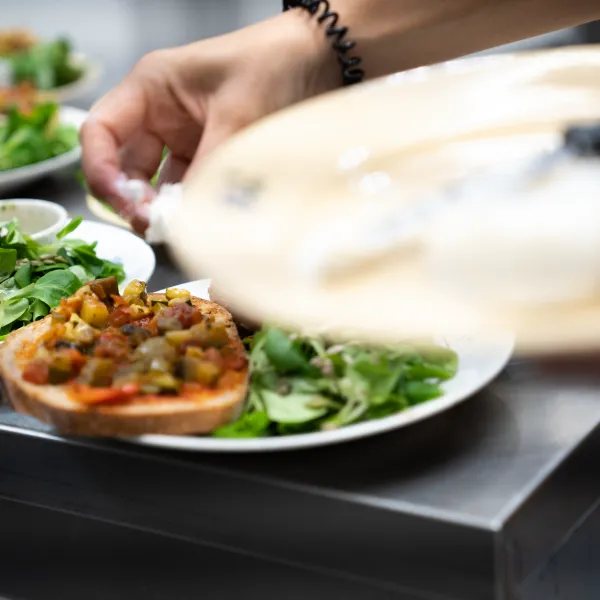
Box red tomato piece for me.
[22,359,50,385]
[70,384,140,405]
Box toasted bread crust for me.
[0,297,248,436]
[208,283,261,334]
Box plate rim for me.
[119,279,514,453]
[74,218,156,287]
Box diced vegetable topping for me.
[22,278,247,404]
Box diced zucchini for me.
[189,321,229,348]
[185,346,204,360]
[149,358,173,374]
[47,354,75,384]
[152,302,168,315]
[123,280,147,299]
[168,297,192,307]
[165,329,194,349]
[148,372,179,393]
[64,314,97,344]
[157,317,183,333]
[182,356,221,385]
[134,337,177,362]
[129,304,152,320]
[80,297,109,328]
[79,358,114,387]
[166,288,191,301]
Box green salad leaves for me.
[0,102,78,171]
[214,327,458,438]
[9,38,83,90]
[0,217,125,340]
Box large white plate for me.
[0,106,87,195]
[120,280,514,453]
[69,220,155,287]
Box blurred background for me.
[2,0,599,111]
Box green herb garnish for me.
[8,38,83,90]
[0,217,125,340]
[213,327,459,438]
[0,102,78,171]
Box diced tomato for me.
[108,306,132,328]
[158,303,203,329]
[69,383,140,405]
[22,359,50,385]
[111,294,128,307]
[53,348,87,378]
[93,333,130,360]
[203,347,224,369]
[222,353,248,371]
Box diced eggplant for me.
[92,277,119,298]
[120,324,151,346]
[47,352,79,384]
[157,317,183,334]
[134,337,176,362]
[79,358,114,387]
[148,358,173,374]
[189,320,229,348]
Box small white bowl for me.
[0,199,69,244]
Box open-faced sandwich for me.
[0,277,249,436]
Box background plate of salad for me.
[120,280,514,453]
[0,103,86,194]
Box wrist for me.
[278,8,342,96]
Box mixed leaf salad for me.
[0,102,78,171]
[214,327,458,438]
[3,37,83,90]
[0,217,124,340]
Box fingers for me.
[183,115,246,183]
[120,130,165,182]
[156,152,190,187]
[80,78,151,212]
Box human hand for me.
[81,10,339,233]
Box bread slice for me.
[0,296,249,437]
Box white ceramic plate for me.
[120,279,514,453]
[0,106,87,195]
[69,220,156,288]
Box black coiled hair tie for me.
[283,0,365,86]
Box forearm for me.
[335,0,600,78]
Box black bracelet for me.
[283,0,365,86]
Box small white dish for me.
[119,279,514,453]
[0,198,68,243]
[0,106,88,195]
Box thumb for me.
[182,115,247,183]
